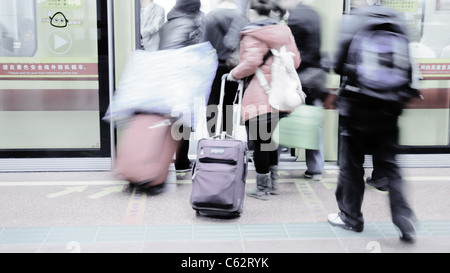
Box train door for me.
[0,0,113,171]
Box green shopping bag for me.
[273,105,324,150]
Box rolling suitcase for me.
[114,114,178,189]
[190,75,248,218]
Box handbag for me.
[272,104,324,150]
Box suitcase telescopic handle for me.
[214,74,244,140]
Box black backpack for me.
[346,16,421,102]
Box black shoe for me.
[366,176,389,192]
[175,161,193,173]
[304,171,322,181]
[132,181,166,195]
[396,216,416,243]
[328,213,363,232]
[146,183,166,196]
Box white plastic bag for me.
[104,42,218,127]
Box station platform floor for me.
[1,160,450,254]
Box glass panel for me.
[0,0,109,155]
[385,0,450,148]
[0,0,37,57]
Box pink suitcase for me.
[114,114,178,189]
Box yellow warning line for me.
[0,181,128,187]
[295,181,328,222]
[0,176,447,187]
[122,187,147,226]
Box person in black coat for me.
[201,0,248,136]
[159,0,204,172]
[280,0,322,73]
[276,0,327,181]
[159,0,203,50]
[329,0,417,243]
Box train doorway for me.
[0,0,113,171]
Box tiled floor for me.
[1,162,450,253]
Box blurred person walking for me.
[276,0,328,181]
[159,0,204,172]
[329,0,421,243]
[201,0,248,136]
[227,0,301,200]
[139,0,165,52]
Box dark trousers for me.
[336,115,414,228]
[207,63,238,136]
[174,126,191,169]
[246,113,285,174]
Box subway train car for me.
[0,0,449,172]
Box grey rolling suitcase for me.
[190,74,248,218]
